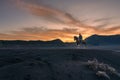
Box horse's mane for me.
[74,36,78,41]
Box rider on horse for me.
[74,33,86,46]
[78,33,83,44]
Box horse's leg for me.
[79,40,82,46]
[77,41,79,46]
[75,40,78,46]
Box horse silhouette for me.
[74,36,86,47]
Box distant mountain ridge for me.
[0,39,64,47]
[0,34,120,47]
[85,34,120,45]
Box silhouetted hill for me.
[85,34,120,45]
[0,39,64,47]
[46,39,63,44]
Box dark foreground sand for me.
[0,48,120,80]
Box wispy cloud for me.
[93,17,113,23]
[103,26,120,32]
[14,0,99,31]
[0,27,78,42]
[15,0,120,33]
[1,0,119,42]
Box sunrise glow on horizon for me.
[0,0,120,42]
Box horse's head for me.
[74,36,78,41]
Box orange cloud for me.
[0,26,120,42]
[0,27,78,42]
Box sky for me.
[0,0,120,42]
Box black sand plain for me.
[0,48,120,80]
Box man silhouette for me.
[78,33,83,44]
